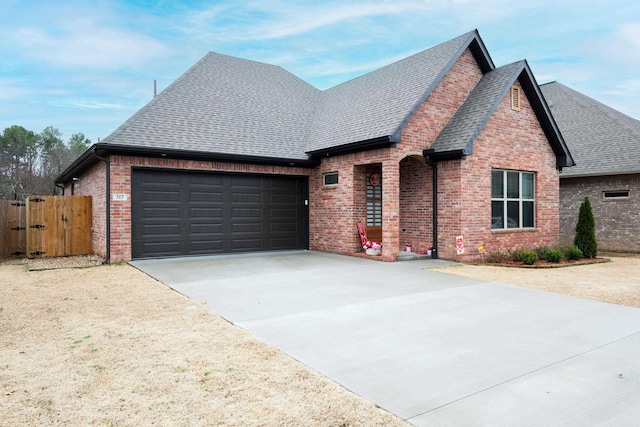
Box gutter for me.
[306,136,393,158]
[91,148,111,265]
[56,143,320,185]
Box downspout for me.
[424,154,438,259]
[55,183,65,196]
[91,148,110,264]
[423,148,466,260]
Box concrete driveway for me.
[132,251,640,426]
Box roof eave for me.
[560,170,640,179]
[306,136,394,158]
[55,143,319,184]
[423,148,466,162]
[519,62,575,170]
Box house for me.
[56,30,574,263]
[541,82,640,253]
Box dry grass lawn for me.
[1,254,638,426]
[0,261,408,427]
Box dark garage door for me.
[131,169,308,259]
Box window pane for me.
[507,172,519,198]
[323,172,338,185]
[523,201,534,227]
[491,201,504,229]
[507,201,519,228]
[522,173,534,199]
[491,170,503,198]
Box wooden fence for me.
[1,196,92,259]
[0,200,26,258]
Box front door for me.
[366,169,382,242]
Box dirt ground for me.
[1,254,639,426]
[432,254,640,309]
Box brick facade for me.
[439,81,561,260]
[560,174,640,252]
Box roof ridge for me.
[557,82,640,138]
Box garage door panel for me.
[231,238,263,251]
[232,223,262,233]
[189,208,223,219]
[189,191,223,203]
[132,169,307,259]
[269,237,298,249]
[143,223,180,235]
[143,190,181,202]
[189,240,224,253]
[270,222,297,232]
[232,208,262,217]
[189,223,223,234]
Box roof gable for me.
[427,61,574,170]
[541,82,640,177]
[305,30,494,155]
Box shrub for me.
[534,246,550,260]
[508,248,526,262]
[520,250,539,265]
[545,248,563,263]
[564,246,584,260]
[485,250,509,264]
[574,197,597,258]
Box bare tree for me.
[0,125,91,199]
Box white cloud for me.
[5,22,168,70]
[184,0,445,42]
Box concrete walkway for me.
[132,251,640,426]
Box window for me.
[510,86,521,111]
[323,172,338,186]
[491,170,535,229]
[603,190,629,199]
[367,172,382,226]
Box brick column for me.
[382,161,400,261]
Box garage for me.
[131,169,308,259]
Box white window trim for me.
[491,169,535,229]
[603,190,629,200]
[323,171,339,187]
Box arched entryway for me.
[399,156,433,253]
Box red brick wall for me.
[309,49,483,261]
[400,49,483,153]
[65,161,107,259]
[309,148,396,259]
[399,156,432,253]
[438,81,561,260]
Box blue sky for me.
[1,0,639,143]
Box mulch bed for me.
[470,257,610,268]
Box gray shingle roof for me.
[541,82,640,177]
[102,53,320,161]
[101,31,488,161]
[304,31,481,153]
[430,61,526,154]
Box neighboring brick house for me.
[541,82,640,253]
[56,30,574,263]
